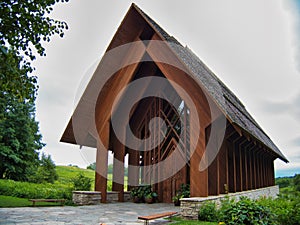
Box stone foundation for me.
[72,191,101,205]
[180,185,279,219]
[72,191,132,205]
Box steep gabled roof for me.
[132,4,288,163]
[61,3,288,163]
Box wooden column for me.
[218,140,228,194]
[208,153,219,195]
[228,141,236,193]
[112,130,125,202]
[241,144,247,191]
[262,156,266,187]
[207,125,219,196]
[128,149,140,190]
[252,149,257,189]
[95,121,110,203]
[190,121,208,197]
[257,151,262,188]
[271,160,275,185]
[248,147,253,190]
[235,143,242,192]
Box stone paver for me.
[0,203,178,225]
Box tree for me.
[87,162,96,171]
[294,174,300,192]
[31,153,58,183]
[0,0,69,61]
[0,93,44,180]
[73,173,91,191]
[0,0,69,181]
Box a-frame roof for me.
[61,3,288,163]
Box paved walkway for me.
[0,203,178,225]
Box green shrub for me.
[29,153,58,184]
[258,195,300,225]
[275,177,292,188]
[72,173,91,191]
[198,201,218,222]
[220,197,275,225]
[0,179,72,200]
[294,174,300,192]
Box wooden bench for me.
[29,199,65,207]
[138,211,177,225]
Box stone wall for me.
[180,185,279,219]
[72,191,101,205]
[72,191,132,205]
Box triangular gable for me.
[61,3,288,163]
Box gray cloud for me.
[292,136,300,146]
[263,92,300,120]
[284,0,300,72]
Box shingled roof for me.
[133,4,288,162]
[61,3,288,163]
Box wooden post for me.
[190,116,208,197]
[95,121,110,203]
[128,149,140,190]
[207,124,219,196]
[218,140,228,194]
[235,143,242,192]
[228,141,236,193]
[112,129,125,202]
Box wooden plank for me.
[138,211,177,221]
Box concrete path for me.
[0,203,178,225]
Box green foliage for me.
[86,162,96,170]
[276,176,293,188]
[176,183,190,198]
[258,195,300,225]
[0,47,37,102]
[0,179,72,200]
[0,93,44,181]
[198,202,218,222]
[220,197,275,225]
[0,0,69,182]
[0,0,69,61]
[173,183,190,204]
[72,173,92,191]
[130,185,157,202]
[294,174,300,192]
[30,153,58,184]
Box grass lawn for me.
[0,195,64,208]
[56,165,128,191]
[170,217,218,225]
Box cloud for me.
[263,92,300,120]
[284,0,300,72]
[292,136,300,146]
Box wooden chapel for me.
[61,4,288,203]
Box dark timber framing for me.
[61,3,288,203]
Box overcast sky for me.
[33,0,300,177]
